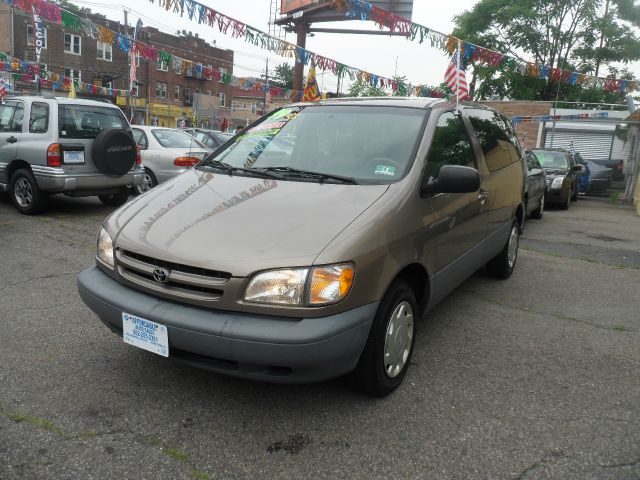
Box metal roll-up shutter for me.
[545,130,614,160]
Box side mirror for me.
[530,168,544,175]
[572,165,583,172]
[421,165,480,196]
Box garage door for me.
[544,130,613,160]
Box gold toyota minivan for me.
[78,98,525,396]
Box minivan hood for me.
[111,170,389,276]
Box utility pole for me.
[594,0,610,79]
[264,58,269,114]
[123,8,131,121]
[292,22,309,94]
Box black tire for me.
[354,279,418,397]
[530,194,544,219]
[92,129,137,176]
[560,190,571,210]
[10,168,48,215]
[486,220,519,279]
[133,170,157,196]
[98,186,130,207]
[571,184,578,201]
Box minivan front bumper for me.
[77,266,377,383]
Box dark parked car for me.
[524,150,546,220]
[585,160,613,192]
[531,148,582,210]
[78,98,525,397]
[589,158,624,181]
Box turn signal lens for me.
[174,156,200,167]
[47,143,61,167]
[309,264,354,305]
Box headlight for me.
[244,263,354,306]
[96,227,114,269]
[551,177,564,189]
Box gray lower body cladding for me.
[77,266,377,383]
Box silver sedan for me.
[131,126,211,195]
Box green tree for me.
[346,79,388,97]
[269,63,294,89]
[452,0,640,102]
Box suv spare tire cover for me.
[92,129,137,176]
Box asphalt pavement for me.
[1,192,639,479]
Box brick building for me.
[131,27,234,128]
[5,5,131,97]
[0,4,234,127]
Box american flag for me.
[444,49,469,101]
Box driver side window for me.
[425,111,475,179]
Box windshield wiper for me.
[259,166,358,185]
[199,160,283,180]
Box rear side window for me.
[59,105,128,139]
[0,101,24,132]
[29,102,49,133]
[425,111,475,179]
[467,109,521,172]
[132,128,148,149]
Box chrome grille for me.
[116,249,230,302]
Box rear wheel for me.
[355,280,417,397]
[530,194,544,219]
[99,186,130,207]
[10,169,48,215]
[486,221,519,279]
[133,170,157,196]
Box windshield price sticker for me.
[375,165,396,176]
[122,312,169,357]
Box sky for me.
[72,0,640,95]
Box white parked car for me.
[131,126,211,195]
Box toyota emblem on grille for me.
[153,267,170,284]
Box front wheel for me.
[98,186,130,207]
[10,168,48,215]
[354,280,417,397]
[133,170,157,196]
[486,221,519,279]
[560,190,571,210]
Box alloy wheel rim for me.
[383,301,414,379]
[507,226,519,268]
[140,173,153,192]
[14,178,33,207]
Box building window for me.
[206,90,211,96]
[231,101,237,112]
[97,41,112,61]
[174,62,182,75]
[64,33,81,55]
[156,82,167,99]
[136,54,142,66]
[156,59,168,72]
[219,93,226,107]
[133,83,140,98]
[184,88,191,103]
[220,67,227,75]
[174,85,180,100]
[27,25,47,48]
[64,68,81,82]
[195,88,201,95]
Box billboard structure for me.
[276,0,415,91]
[280,0,412,20]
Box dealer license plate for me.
[64,150,85,164]
[122,312,169,357]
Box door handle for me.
[6,136,18,144]
[478,190,488,206]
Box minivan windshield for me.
[59,105,128,139]
[200,105,427,184]
[531,150,569,170]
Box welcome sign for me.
[32,6,46,65]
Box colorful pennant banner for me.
[331,0,639,94]
[511,112,610,126]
